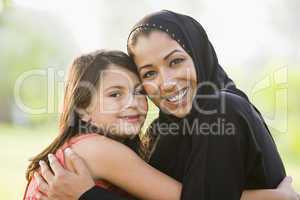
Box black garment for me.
[79,10,285,200]
[149,91,285,200]
[79,186,131,200]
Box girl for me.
[29,49,298,200]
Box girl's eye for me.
[142,71,157,79]
[170,58,184,67]
[109,92,121,98]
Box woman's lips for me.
[165,87,188,102]
[163,87,189,106]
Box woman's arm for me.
[242,177,299,200]
[66,135,182,200]
[66,135,298,200]
[242,190,289,200]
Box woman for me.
[126,10,287,199]
[33,11,300,200]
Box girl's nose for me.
[124,93,139,109]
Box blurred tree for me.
[0,4,77,125]
[1,0,11,11]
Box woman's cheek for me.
[144,81,159,97]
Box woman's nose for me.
[160,81,176,93]
[158,68,177,93]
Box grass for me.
[0,113,299,199]
[0,124,57,200]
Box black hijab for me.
[128,10,285,200]
[128,10,248,98]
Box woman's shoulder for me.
[219,90,254,114]
[193,91,259,138]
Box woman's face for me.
[131,31,197,118]
[83,64,148,138]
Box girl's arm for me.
[65,135,181,200]
[65,135,298,200]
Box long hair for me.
[26,50,138,181]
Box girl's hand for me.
[277,176,300,200]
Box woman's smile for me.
[164,87,188,103]
[131,30,197,118]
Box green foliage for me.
[0,7,76,124]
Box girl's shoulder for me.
[69,133,132,156]
[65,134,138,179]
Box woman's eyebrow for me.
[163,49,181,60]
[138,49,182,71]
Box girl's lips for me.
[119,115,141,123]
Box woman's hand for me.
[277,176,300,200]
[241,176,299,200]
[34,148,95,200]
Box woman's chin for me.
[162,103,193,118]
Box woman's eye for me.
[170,58,184,67]
[109,92,121,98]
[142,71,157,79]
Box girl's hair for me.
[127,27,161,161]
[26,50,139,181]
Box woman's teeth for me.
[166,88,188,102]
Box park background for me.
[0,0,299,199]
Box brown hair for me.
[26,50,139,180]
[127,27,162,161]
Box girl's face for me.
[83,64,148,138]
[131,31,197,118]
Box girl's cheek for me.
[142,101,148,113]
[101,99,116,114]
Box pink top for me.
[23,133,129,200]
